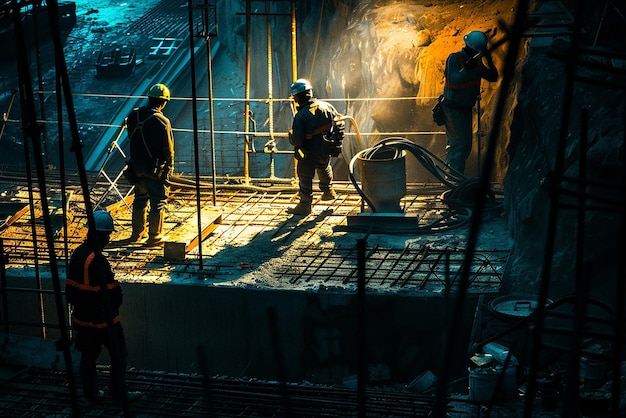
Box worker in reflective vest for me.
[65,210,138,403]
[288,78,340,216]
[443,30,498,174]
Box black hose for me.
[348,137,500,233]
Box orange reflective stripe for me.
[445,51,481,90]
[66,280,119,292]
[73,315,120,329]
[84,252,95,283]
[305,123,332,139]
[456,52,464,68]
[65,251,119,292]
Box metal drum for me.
[358,146,406,213]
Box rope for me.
[32,91,438,102]
[3,117,444,138]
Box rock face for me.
[504,38,625,304]
[217,0,517,180]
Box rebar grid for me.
[0,366,442,417]
[0,177,507,294]
[275,242,506,292]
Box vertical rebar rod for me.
[523,0,586,414]
[44,0,131,414]
[12,1,81,415]
[1,239,8,334]
[562,106,590,415]
[243,1,252,181]
[56,71,70,267]
[204,1,217,206]
[291,0,298,180]
[266,1,275,179]
[291,0,297,81]
[267,307,293,417]
[188,0,204,270]
[433,0,531,415]
[356,238,367,418]
[610,103,626,417]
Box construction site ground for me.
[0,0,531,416]
[0,176,512,294]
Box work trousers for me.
[443,102,474,174]
[75,324,128,400]
[133,177,169,215]
[296,155,333,202]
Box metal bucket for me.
[469,362,517,403]
[484,294,552,366]
[358,146,406,213]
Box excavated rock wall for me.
[503,39,625,304]
[217,0,517,180]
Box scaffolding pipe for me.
[266,1,276,179]
[204,1,217,207]
[291,0,297,180]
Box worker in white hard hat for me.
[287,78,342,216]
[65,210,141,404]
[124,83,174,245]
[442,30,498,174]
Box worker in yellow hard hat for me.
[124,83,174,245]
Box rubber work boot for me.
[129,206,148,242]
[321,189,337,201]
[287,201,311,216]
[146,210,165,246]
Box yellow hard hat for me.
[148,83,171,101]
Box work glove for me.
[288,129,294,145]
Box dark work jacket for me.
[444,49,498,109]
[66,239,122,329]
[290,98,338,162]
[126,105,174,179]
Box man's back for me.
[127,106,173,178]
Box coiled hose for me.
[348,137,500,234]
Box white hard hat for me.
[91,210,115,232]
[464,30,488,53]
[290,78,313,96]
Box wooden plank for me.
[106,193,135,213]
[163,207,222,261]
[0,202,29,231]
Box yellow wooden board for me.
[163,207,222,261]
